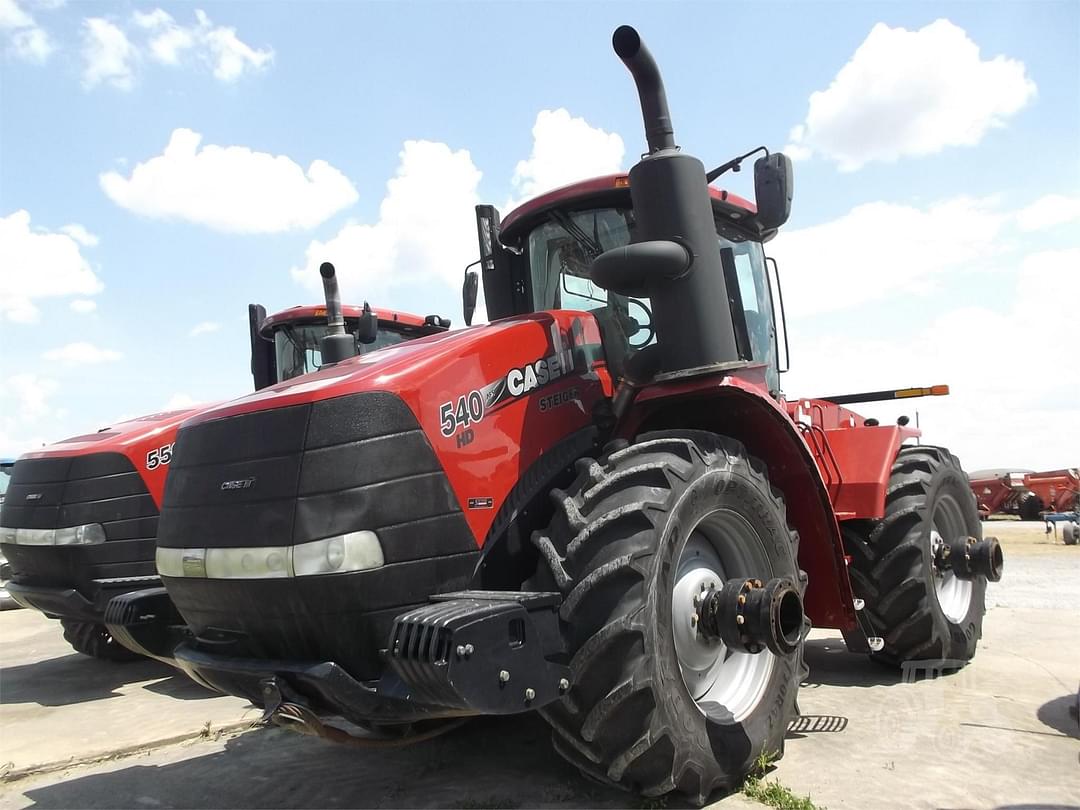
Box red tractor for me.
[114,28,1003,802]
[0,264,448,660]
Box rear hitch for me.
[935,536,1004,582]
[696,577,804,655]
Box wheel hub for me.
[930,528,973,623]
[672,527,775,722]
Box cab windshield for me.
[526,206,777,388]
[272,323,410,382]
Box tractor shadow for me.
[15,716,643,809]
[0,653,219,707]
[800,636,903,689]
[1035,692,1080,739]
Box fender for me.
[619,369,858,631]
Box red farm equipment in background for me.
[971,468,1079,520]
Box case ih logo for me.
[220,477,256,491]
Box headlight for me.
[0,524,106,546]
[156,530,384,580]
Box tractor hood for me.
[22,405,216,461]
[181,313,604,430]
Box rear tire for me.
[1018,493,1043,522]
[843,445,987,667]
[60,619,142,662]
[531,431,803,804]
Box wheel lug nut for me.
[735,614,745,625]
[499,670,510,683]
[690,613,699,628]
[524,688,536,702]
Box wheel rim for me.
[930,494,974,623]
[672,510,776,723]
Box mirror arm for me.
[706,145,768,183]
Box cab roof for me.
[259,305,443,340]
[499,174,759,241]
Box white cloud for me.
[194,9,271,81]
[770,196,1009,316]
[131,7,270,80]
[81,17,137,90]
[289,111,626,324]
[189,320,220,336]
[0,0,32,27]
[291,139,482,301]
[510,109,624,202]
[100,128,359,233]
[0,210,103,323]
[785,19,1036,171]
[0,372,61,454]
[784,248,1080,470]
[69,299,97,313]
[1,0,53,63]
[164,392,198,410]
[42,341,122,364]
[1015,194,1080,232]
[59,223,99,247]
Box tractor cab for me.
[249,302,451,388]
[470,175,788,394]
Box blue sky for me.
[1,1,1077,470]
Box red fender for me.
[620,370,858,631]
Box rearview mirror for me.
[462,266,479,326]
[754,153,793,231]
[356,302,378,345]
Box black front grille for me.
[158,392,475,561]
[158,392,480,679]
[2,453,157,535]
[0,453,159,596]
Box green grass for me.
[742,752,825,810]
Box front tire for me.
[531,431,803,804]
[843,445,987,666]
[60,619,142,662]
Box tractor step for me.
[384,590,568,715]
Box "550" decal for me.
[145,443,174,470]
[439,391,484,437]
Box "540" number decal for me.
[440,391,484,437]
[146,443,174,470]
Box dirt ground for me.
[1,526,1077,810]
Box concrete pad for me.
[0,609,256,774]
[0,532,1075,809]
[0,716,762,809]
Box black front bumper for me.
[118,589,570,727]
[7,578,159,622]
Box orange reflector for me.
[614,176,630,188]
[895,385,950,399]
[313,307,326,317]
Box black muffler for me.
[936,536,1004,582]
[697,577,804,655]
[589,26,743,376]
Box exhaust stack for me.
[590,27,742,376]
[318,262,358,365]
[611,26,674,153]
